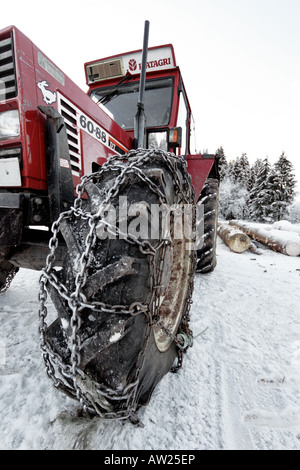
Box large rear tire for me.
[40,149,196,422]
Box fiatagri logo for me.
[128,57,172,72]
[128,59,137,71]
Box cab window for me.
[90,77,173,130]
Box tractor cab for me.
[85,44,196,156]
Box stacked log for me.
[217,222,251,253]
[229,220,300,257]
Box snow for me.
[267,220,300,235]
[243,220,300,236]
[109,332,122,344]
[0,237,300,450]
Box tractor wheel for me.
[40,149,196,422]
[0,259,18,293]
[196,178,219,274]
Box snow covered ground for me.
[0,237,299,450]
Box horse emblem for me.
[37,80,57,105]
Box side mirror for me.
[169,127,182,148]
[148,131,168,151]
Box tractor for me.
[0,22,219,423]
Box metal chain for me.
[38,148,195,423]
[0,266,19,294]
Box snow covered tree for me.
[226,160,235,180]
[264,166,281,221]
[230,153,251,189]
[232,157,241,183]
[271,152,297,221]
[248,157,272,221]
[216,146,228,180]
[219,151,297,223]
[219,176,249,220]
[249,158,264,191]
[287,194,300,223]
[218,153,250,221]
[239,153,251,189]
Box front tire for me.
[40,149,196,421]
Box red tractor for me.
[0,22,219,423]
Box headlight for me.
[0,110,20,140]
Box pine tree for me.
[232,157,241,183]
[264,166,279,221]
[226,160,235,180]
[219,154,250,221]
[271,152,297,221]
[216,146,228,180]
[230,153,251,188]
[249,157,272,221]
[239,153,251,189]
[249,158,264,191]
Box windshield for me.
[90,77,173,130]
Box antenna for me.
[134,20,150,149]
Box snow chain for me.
[0,266,19,294]
[38,149,195,425]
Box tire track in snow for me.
[208,312,255,450]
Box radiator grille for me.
[58,97,82,177]
[0,33,17,101]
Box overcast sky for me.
[2,0,300,188]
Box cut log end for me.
[285,242,300,257]
[217,222,251,253]
[229,233,251,253]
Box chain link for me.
[38,148,195,423]
[0,266,19,293]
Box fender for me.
[39,106,75,222]
[187,153,220,202]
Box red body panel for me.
[0,26,132,191]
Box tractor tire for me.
[196,178,219,274]
[42,150,196,421]
[0,259,18,293]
